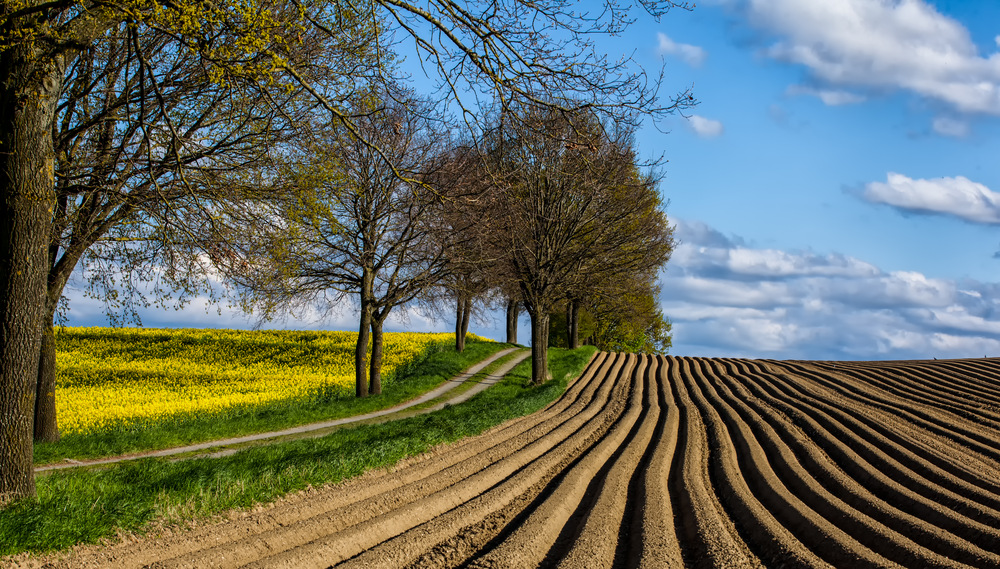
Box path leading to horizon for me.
[35,347,529,473]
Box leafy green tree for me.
[586,276,673,354]
[562,157,675,350]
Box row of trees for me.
[1,0,694,503]
[470,107,675,383]
[216,95,675,394]
[225,99,676,390]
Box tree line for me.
[223,96,675,392]
[0,0,694,503]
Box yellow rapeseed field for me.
[55,327,462,436]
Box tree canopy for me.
[475,105,675,383]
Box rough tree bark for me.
[0,43,63,503]
[34,233,81,442]
[529,310,551,384]
[35,315,59,443]
[567,298,580,350]
[355,270,374,398]
[370,315,385,395]
[506,298,519,344]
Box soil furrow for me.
[672,357,771,568]
[720,358,1000,567]
[822,363,1000,426]
[772,361,1000,462]
[685,357,892,568]
[709,359,988,567]
[629,356,683,569]
[15,353,1000,569]
[940,360,1000,391]
[553,355,661,568]
[325,354,639,569]
[762,360,1000,505]
[734,359,1000,546]
[812,362,1000,435]
[460,354,647,568]
[883,363,1000,407]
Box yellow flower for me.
[54,327,463,435]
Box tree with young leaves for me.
[1,0,693,505]
[1,0,389,503]
[551,273,673,354]
[32,17,376,444]
[561,151,674,350]
[589,277,673,354]
[481,106,673,384]
[225,92,451,398]
[418,144,496,352]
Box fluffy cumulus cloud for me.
[687,115,725,138]
[661,219,1000,359]
[738,0,1000,116]
[657,32,707,66]
[862,172,1000,224]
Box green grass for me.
[34,340,507,465]
[2,345,596,557]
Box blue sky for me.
[66,0,1000,361]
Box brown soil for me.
[8,354,1000,568]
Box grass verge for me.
[2,345,597,557]
[34,340,507,466]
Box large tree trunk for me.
[355,306,371,398]
[370,315,385,396]
[455,293,466,352]
[505,298,519,345]
[35,314,59,443]
[0,45,63,504]
[34,230,83,443]
[355,271,374,398]
[460,296,471,348]
[568,298,580,350]
[529,309,551,385]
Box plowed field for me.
[20,354,1000,568]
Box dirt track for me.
[13,353,1000,568]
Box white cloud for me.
[661,219,1000,359]
[657,32,707,67]
[740,0,1000,115]
[60,215,1000,361]
[863,172,1000,224]
[787,85,866,106]
[687,115,725,138]
[931,116,971,138]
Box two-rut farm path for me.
[34,347,529,473]
[17,353,1000,568]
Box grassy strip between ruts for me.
[1,346,598,557]
[34,339,506,466]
